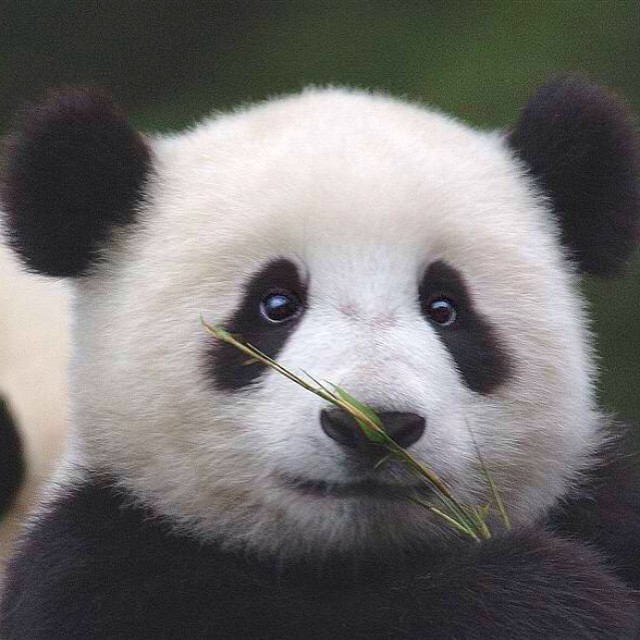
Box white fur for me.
[68,88,598,556]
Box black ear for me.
[508,76,640,276]
[1,88,151,277]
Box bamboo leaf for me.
[202,317,505,542]
[331,385,383,427]
[330,384,388,444]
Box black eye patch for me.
[206,258,307,392]
[419,261,513,394]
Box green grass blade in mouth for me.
[202,318,510,541]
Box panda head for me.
[2,78,639,557]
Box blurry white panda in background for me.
[1,77,640,639]
[0,242,69,565]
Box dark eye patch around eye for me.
[419,261,513,394]
[206,258,307,392]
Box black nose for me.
[320,409,425,450]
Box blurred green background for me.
[1,1,639,421]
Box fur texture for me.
[418,261,512,394]
[0,239,70,585]
[2,462,639,639]
[1,78,640,637]
[509,75,640,276]
[64,86,600,554]
[0,88,151,276]
[210,258,308,390]
[548,425,640,590]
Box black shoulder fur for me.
[3,434,640,639]
[548,426,640,589]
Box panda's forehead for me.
[153,146,540,259]
[153,88,537,242]
[186,196,545,297]
[143,89,558,299]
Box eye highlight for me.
[425,297,457,327]
[259,291,302,324]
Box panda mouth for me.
[284,476,426,499]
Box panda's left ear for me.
[508,76,640,277]
[1,88,151,277]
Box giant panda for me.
[1,77,640,639]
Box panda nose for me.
[320,409,425,450]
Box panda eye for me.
[259,291,302,324]
[426,297,457,327]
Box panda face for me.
[65,89,599,557]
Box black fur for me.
[208,258,308,391]
[548,425,640,589]
[0,89,151,277]
[509,76,640,276]
[0,395,24,515]
[3,431,640,639]
[419,261,512,394]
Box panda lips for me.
[284,477,426,499]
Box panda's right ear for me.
[1,88,151,277]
